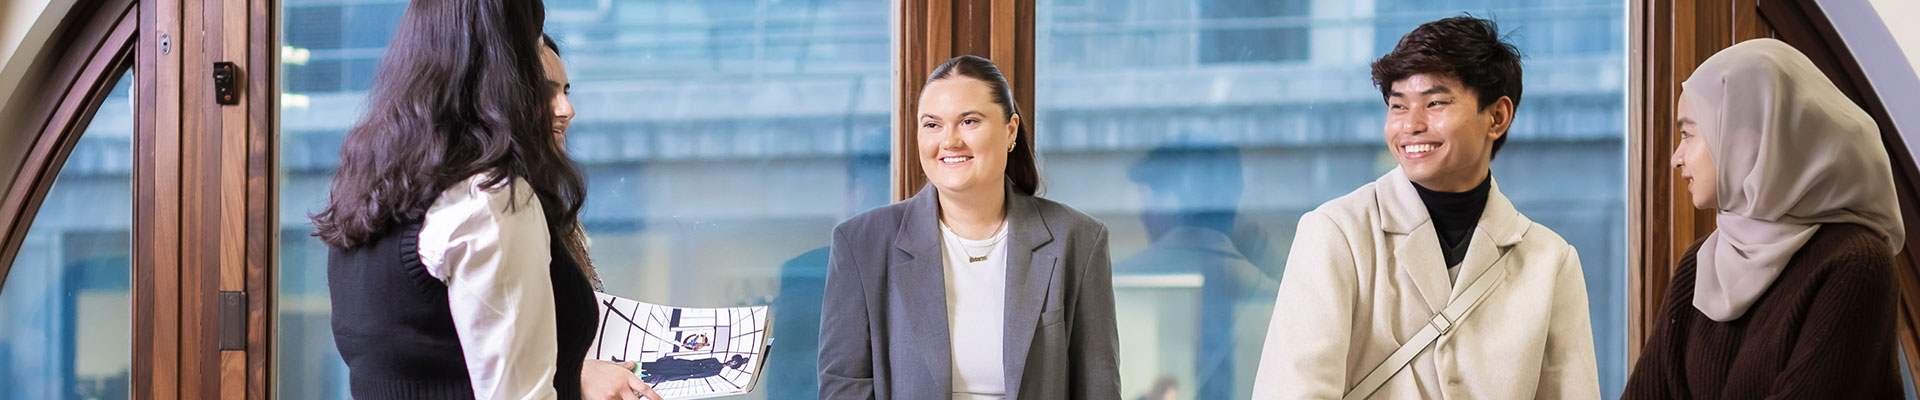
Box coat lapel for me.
[890,185,953,395]
[1378,168,1452,314]
[1001,182,1057,398]
[1448,180,1531,300]
[1393,223,1453,313]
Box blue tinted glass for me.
[1037,0,1628,398]
[277,1,892,399]
[277,0,1632,398]
[0,68,133,399]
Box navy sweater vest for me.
[328,217,599,400]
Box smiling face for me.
[1671,91,1718,209]
[1384,73,1512,192]
[539,45,574,144]
[917,76,1020,196]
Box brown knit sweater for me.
[1623,223,1901,399]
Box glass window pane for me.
[0,68,134,399]
[1036,0,1627,398]
[276,2,892,399]
[1902,345,1917,399]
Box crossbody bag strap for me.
[1340,250,1515,400]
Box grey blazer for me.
[817,182,1122,400]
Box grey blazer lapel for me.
[1000,187,1058,397]
[891,185,953,395]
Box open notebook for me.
[587,292,772,399]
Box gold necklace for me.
[961,244,989,263]
[944,224,1004,263]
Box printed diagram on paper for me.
[587,292,771,399]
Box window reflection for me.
[1036,0,1627,398]
[277,0,1628,399]
[0,68,134,399]
[278,1,891,399]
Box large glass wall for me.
[1033,0,1626,398]
[276,1,891,399]
[277,1,1625,399]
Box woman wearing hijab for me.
[1622,38,1906,399]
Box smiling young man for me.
[1252,16,1599,399]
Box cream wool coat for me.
[1253,168,1599,399]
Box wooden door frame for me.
[137,0,278,398]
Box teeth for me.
[942,156,972,163]
[1404,144,1435,154]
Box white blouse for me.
[415,174,561,400]
[939,221,1010,400]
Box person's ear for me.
[1485,95,1514,142]
[1006,113,1023,152]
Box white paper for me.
[586,292,772,400]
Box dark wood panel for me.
[131,0,273,396]
[178,0,214,395]
[893,0,933,200]
[171,0,264,396]
[1627,0,1667,357]
[138,0,186,397]
[244,0,278,396]
[134,0,167,396]
[1011,0,1034,168]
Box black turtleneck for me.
[1413,176,1492,268]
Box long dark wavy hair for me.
[311,0,586,253]
[924,55,1041,195]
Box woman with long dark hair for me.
[312,1,610,398]
[816,55,1121,399]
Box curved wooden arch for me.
[0,0,137,288]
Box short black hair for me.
[1371,15,1523,159]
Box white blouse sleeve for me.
[416,174,560,400]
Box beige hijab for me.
[1684,38,1904,322]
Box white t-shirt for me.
[939,221,1010,400]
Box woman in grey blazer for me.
[817,55,1121,400]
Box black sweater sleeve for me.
[1622,241,1704,400]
